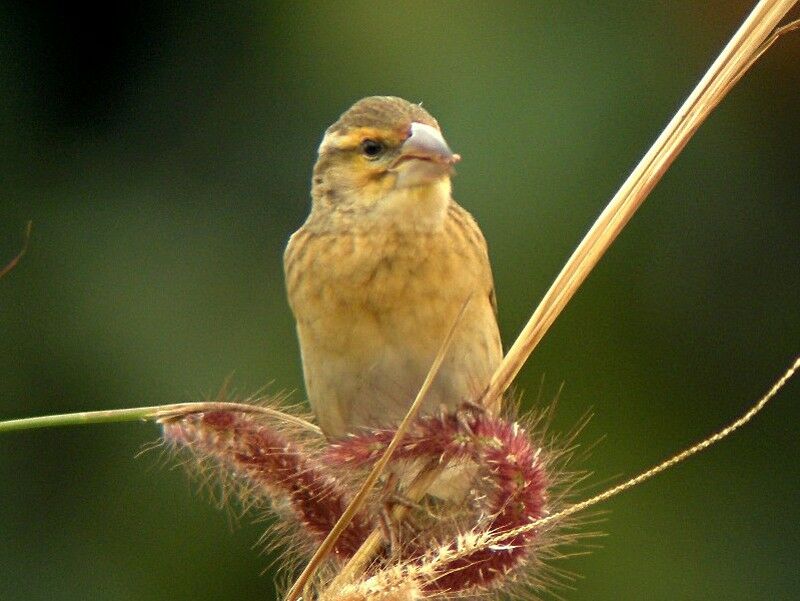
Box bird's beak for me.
[391,122,461,188]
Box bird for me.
[284,97,502,494]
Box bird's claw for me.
[455,400,485,437]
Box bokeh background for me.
[1,2,798,600]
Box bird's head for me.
[310,96,460,226]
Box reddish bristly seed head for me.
[162,406,552,597]
[162,411,373,559]
[425,416,547,593]
[324,412,549,593]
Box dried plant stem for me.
[478,0,799,408]
[0,221,32,279]
[723,17,800,100]
[325,461,444,593]
[481,356,799,548]
[0,402,321,435]
[284,299,471,601]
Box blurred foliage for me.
[1,2,798,600]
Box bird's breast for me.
[290,225,480,347]
[285,203,501,436]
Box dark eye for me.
[360,139,384,158]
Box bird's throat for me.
[373,177,451,232]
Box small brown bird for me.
[284,97,502,457]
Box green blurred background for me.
[1,2,798,599]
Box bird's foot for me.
[379,493,430,555]
[455,400,486,437]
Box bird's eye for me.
[360,139,384,158]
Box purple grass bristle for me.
[164,408,549,594]
[324,412,549,592]
[162,411,374,559]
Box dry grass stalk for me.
[477,0,800,408]
[0,400,321,434]
[283,300,471,601]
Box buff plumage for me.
[284,97,502,494]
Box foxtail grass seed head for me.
[160,404,559,598]
[322,575,422,601]
[325,411,550,593]
[161,409,373,559]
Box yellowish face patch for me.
[354,162,397,199]
[319,125,409,154]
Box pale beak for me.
[391,122,461,188]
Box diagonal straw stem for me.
[475,355,799,549]
[284,298,472,601]
[478,0,799,408]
